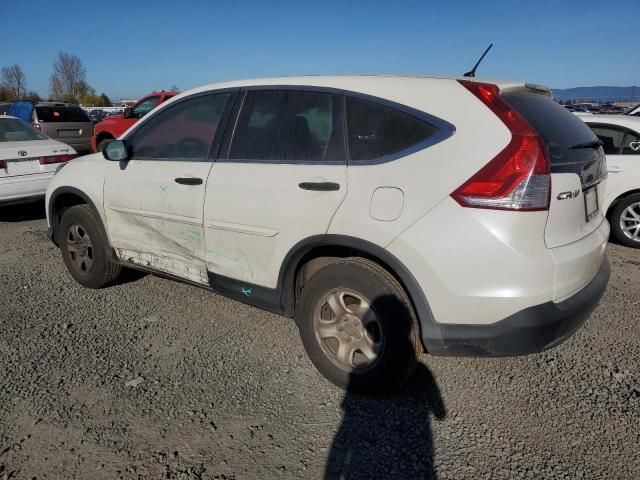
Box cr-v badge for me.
[557,190,580,200]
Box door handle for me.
[298,182,340,191]
[175,177,203,185]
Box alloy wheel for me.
[66,224,95,274]
[620,202,640,242]
[313,288,384,371]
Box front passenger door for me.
[104,91,234,284]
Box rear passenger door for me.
[203,89,347,291]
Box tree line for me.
[0,52,111,107]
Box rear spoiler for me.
[498,83,552,98]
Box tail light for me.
[39,154,77,165]
[452,80,551,211]
[32,123,42,131]
[0,160,5,169]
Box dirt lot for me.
[0,202,639,480]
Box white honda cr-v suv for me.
[46,76,610,392]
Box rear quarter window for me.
[345,96,438,162]
[35,106,90,123]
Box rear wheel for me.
[296,258,421,393]
[58,205,122,288]
[610,194,640,248]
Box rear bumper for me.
[0,173,53,205]
[425,257,610,356]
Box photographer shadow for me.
[325,361,446,479]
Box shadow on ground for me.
[325,363,446,480]
[0,200,46,222]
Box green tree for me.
[99,93,112,106]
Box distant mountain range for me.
[551,86,638,102]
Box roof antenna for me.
[464,44,493,78]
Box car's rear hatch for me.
[35,106,93,145]
[501,88,607,248]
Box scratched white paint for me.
[203,163,347,288]
[115,247,208,284]
[103,159,213,283]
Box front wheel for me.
[296,258,421,393]
[610,194,640,248]
[58,205,122,288]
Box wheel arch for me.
[278,234,437,351]
[606,188,640,220]
[95,131,115,146]
[48,187,106,247]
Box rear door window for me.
[35,106,90,123]
[345,96,438,162]
[589,125,626,155]
[621,129,640,155]
[229,90,344,162]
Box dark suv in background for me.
[32,102,94,154]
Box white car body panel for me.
[45,153,108,230]
[329,80,510,249]
[204,162,347,288]
[545,173,606,248]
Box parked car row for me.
[2,75,636,392]
[564,103,628,114]
[1,101,93,153]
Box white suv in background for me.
[583,115,640,248]
[46,76,610,392]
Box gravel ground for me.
[0,201,639,480]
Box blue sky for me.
[3,0,638,100]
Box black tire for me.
[57,204,122,288]
[296,257,421,393]
[96,137,113,153]
[610,194,640,248]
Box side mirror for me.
[123,107,133,118]
[102,140,128,162]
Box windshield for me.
[0,118,48,142]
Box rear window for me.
[35,106,90,123]
[0,118,47,142]
[501,92,599,165]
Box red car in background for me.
[91,91,178,152]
